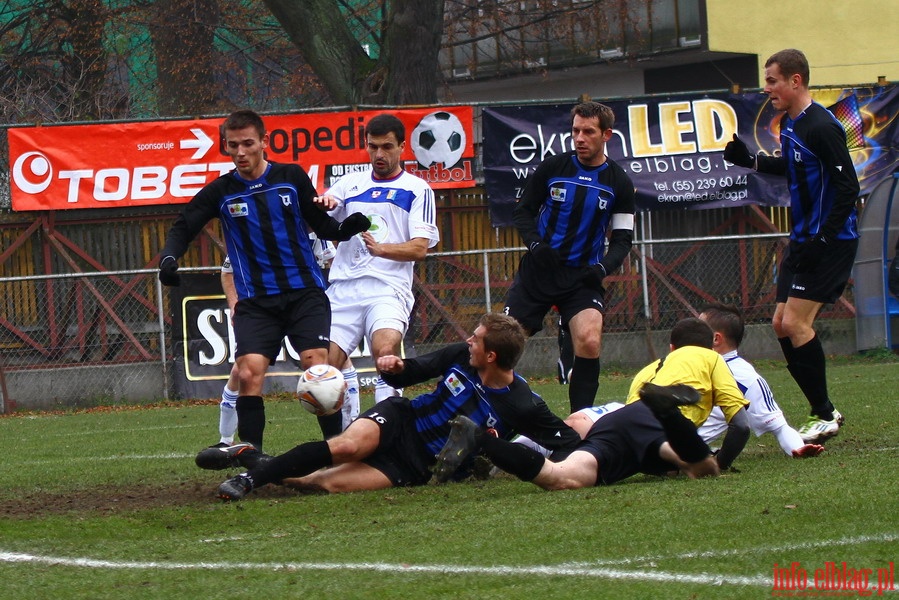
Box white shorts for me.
[699,400,788,443]
[326,277,413,356]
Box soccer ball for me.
[296,364,346,416]
[411,111,466,167]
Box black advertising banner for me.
[483,87,899,226]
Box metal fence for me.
[0,232,857,411]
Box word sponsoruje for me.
[772,561,895,597]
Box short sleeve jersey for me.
[327,169,439,292]
[626,345,748,426]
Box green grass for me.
[1,355,897,599]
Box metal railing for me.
[0,232,857,409]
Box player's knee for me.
[327,436,362,461]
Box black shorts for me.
[233,288,331,363]
[504,253,606,334]
[776,238,859,304]
[359,397,434,487]
[576,401,673,485]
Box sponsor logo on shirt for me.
[228,202,249,217]
[444,372,466,396]
[550,185,566,202]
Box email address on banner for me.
[657,189,749,203]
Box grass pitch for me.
[0,353,897,599]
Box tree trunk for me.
[380,0,445,105]
[263,0,375,105]
[58,0,110,120]
[149,0,222,116]
[263,0,444,106]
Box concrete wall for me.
[705,0,899,86]
[513,318,857,377]
[4,363,165,412]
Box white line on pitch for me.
[0,550,768,586]
[565,532,899,567]
[17,453,195,465]
[4,532,895,585]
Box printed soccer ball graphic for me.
[411,111,466,167]
[297,364,347,416]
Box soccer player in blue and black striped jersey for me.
[211,313,581,501]
[506,101,636,414]
[158,110,370,451]
[724,49,860,444]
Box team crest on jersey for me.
[597,189,613,210]
[228,202,249,217]
[549,185,566,202]
[280,193,292,206]
[371,190,382,198]
[444,372,466,396]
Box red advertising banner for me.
[8,107,475,211]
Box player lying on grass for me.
[432,318,751,487]
[197,313,581,501]
[518,308,824,464]
[434,382,721,489]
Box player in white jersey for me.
[698,304,824,458]
[316,114,439,435]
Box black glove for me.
[337,212,371,240]
[528,241,559,269]
[158,255,180,286]
[581,263,607,289]
[723,134,755,168]
[793,234,828,273]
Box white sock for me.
[374,377,401,403]
[772,424,805,456]
[219,386,239,445]
[511,434,552,458]
[341,367,360,431]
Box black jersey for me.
[514,152,635,268]
[756,102,860,243]
[162,162,345,299]
[381,343,580,456]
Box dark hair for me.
[479,313,526,370]
[765,49,810,86]
[571,101,615,130]
[700,303,745,347]
[223,109,266,138]
[669,317,714,350]
[365,113,405,144]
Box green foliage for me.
[0,356,897,599]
